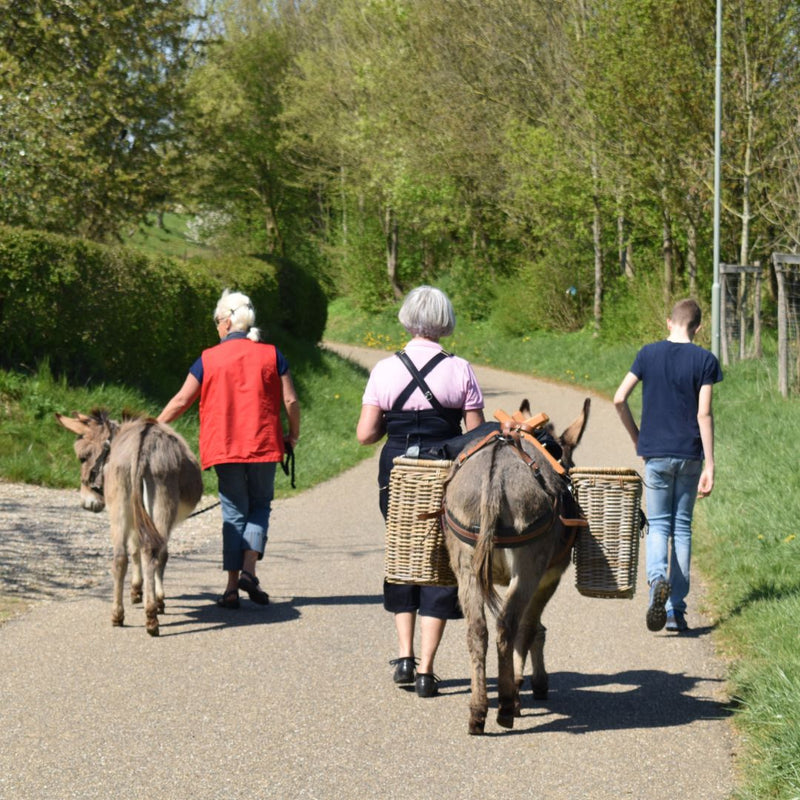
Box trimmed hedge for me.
[0,226,327,396]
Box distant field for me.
[125,212,214,260]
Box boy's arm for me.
[613,372,640,448]
[697,383,715,497]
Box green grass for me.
[124,212,215,260]
[326,294,800,800]
[0,345,376,500]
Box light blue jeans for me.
[215,462,277,572]
[644,457,702,615]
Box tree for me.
[0,0,200,240]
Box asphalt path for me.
[0,343,736,800]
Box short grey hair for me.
[214,289,262,342]
[398,285,456,340]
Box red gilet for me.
[198,337,284,469]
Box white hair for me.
[214,289,261,341]
[397,285,456,340]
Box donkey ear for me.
[55,412,91,436]
[559,397,591,450]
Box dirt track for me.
[0,344,736,800]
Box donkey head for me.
[55,409,118,513]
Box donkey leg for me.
[129,542,143,604]
[141,549,161,637]
[526,566,566,700]
[111,546,128,627]
[496,598,527,727]
[108,504,129,627]
[529,624,549,700]
[460,575,489,735]
[154,546,168,613]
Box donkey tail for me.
[131,421,167,554]
[473,443,502,614]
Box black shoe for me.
[646,578,670,631]
[415,673,439,698]
[389,656,416,684]
[238,570,269,605]
[216,589,240,610]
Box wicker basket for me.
[385,457,457,586]
[570,467,643,599]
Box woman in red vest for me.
[159,289,300,609]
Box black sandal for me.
[238,570,270,605]
[216,589,240,609]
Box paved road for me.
[0,344,735,800]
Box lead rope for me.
[187,443,296,519]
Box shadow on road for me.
[510,668,731,734]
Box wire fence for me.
[772,253,800,397]
[719,263,762,368]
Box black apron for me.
[377,351,463,519]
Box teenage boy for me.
[613,299,723,633]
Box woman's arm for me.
[463,408,485,432]
[357,404,386,445]
[281,371,301,446]
[157,374,201,424]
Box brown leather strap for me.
[443,496,558,549]
[494,409,566,475]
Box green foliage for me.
[0,0,199,240]
[491,255,592,335]
[0,225,327,397]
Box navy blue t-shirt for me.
[631,340,723,460]
[188,331,289,383]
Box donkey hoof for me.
[468,711,487,735]
[157,599,165,613]
[532,686,549,701]
[146,623,160,637]
[497,712,515,729]
[131,591,143,604]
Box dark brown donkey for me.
[56,410,203,636]
[443,400,590,734]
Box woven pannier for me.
[570,467,643,599]
[385,457,457,586]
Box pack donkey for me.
[56,410,203,636]
[443,400,590,734]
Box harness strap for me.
[86,438,112,496]
[442,497,558,549]
[494,409,566,475]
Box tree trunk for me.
[662,205,673,308]
[687,219,697,297]
[385,206,402,300]
[592,154,602,335]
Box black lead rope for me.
[188,444,296,519]
[281,442,296,488]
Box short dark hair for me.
[670,298,702,331]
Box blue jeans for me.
[644,457,702,615]
[215,462,277,572]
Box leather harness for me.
[441,422,587,553]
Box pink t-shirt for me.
[362,338,484,412]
